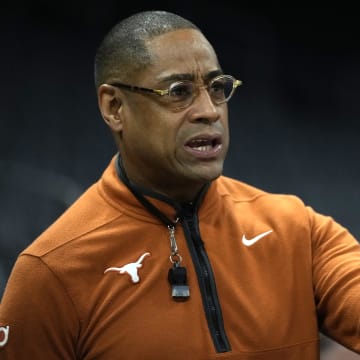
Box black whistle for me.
[168,264,190,301]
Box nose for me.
[189,87,221,124]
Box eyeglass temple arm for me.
[110,82,168,96]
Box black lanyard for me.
[115,154,210,301]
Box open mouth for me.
[184,135,223,158]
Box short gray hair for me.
[94,10,200,88]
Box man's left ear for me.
[97,84,124,132]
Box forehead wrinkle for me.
[157,68,223,85]
[158,73,194,83]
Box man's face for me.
[118,29,230,199]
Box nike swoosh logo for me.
[242,230,273,247]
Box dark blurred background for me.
[1,3,359,355]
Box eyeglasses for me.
[108,74,242,110]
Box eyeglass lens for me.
[209,76,234,103]
[168,76,235,108]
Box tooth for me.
[194,145,211,151]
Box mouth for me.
[184,134,223,159]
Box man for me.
[0,10,359,360]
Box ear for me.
[97,84,124,132]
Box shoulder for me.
[22,156,127,258]
[23,181,123,258]
[214,176,310,221]
[216,175,305,206]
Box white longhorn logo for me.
[104,252,151,283]
[0,325,9,347]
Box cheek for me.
[123,98,189,151]
[221,109,230,136]
[128,117,178,156]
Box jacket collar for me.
[98,154,220,224]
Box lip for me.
[183,133,223,159]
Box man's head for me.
[96,11,239,202]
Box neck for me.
[117,156,208,204]
[120,161,208,204]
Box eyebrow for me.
[204,70,224,81]
[158,69,224,84]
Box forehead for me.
[144,29,221,82]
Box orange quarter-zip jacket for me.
[1,154,360,359]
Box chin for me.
[176,158,225,185]
[193,166,223,183]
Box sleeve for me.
[310,207,360,353]
[0,254,80,359]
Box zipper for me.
[181,211,231,353]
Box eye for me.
[210,79,226,94]
[209,77,234,101]
[169,82,193,100]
